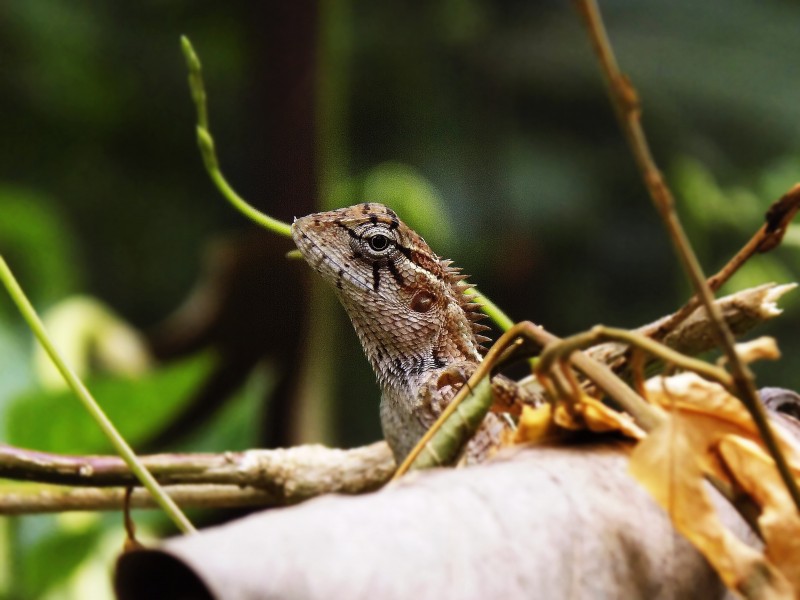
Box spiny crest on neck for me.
[439,258,492,354]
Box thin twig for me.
[526,323,664,431]
[393,321,665,479]
[659,185,800,335]
[574,0,800,512]
[0,485,295,515]
[580,283,795,383]
[538,326,734,391]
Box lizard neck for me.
[334,286,482,398]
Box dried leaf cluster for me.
[515,338,800,598]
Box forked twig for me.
[538,326,733,392]
[659,185,800,335]
[574,0,800,512]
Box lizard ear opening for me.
[410,289,437,313]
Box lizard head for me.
[292,202,490,390]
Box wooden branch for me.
[1,485,276,514]
[0,442,395,514]
[585,283,795,374]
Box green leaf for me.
[360,162,454,250]
[32,296,152,391]
[4,353,215,454]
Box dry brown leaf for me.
[629,373,800,598]
[514,404,557,444]
[629,408,792,598]
[718,436,800,591]
[553,402,584,431]
[573,395,646,438]
[646,373,762,432]
[514,394,645,445]
[725,337,781,366]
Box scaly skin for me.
[292,203,510,463]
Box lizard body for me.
[292,203,526,463]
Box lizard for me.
[292,202,537,465]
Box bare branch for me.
[1,485,283,514]
[585,283,796,375]
[0,442,395,514]
[660,185,800,334]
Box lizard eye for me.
[367,234,391,252]
[352,226,397,260]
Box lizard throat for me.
[334,288,481,395]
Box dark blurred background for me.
[1,1,800,597]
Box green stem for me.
[180,36,292,238]
[182,35,519,331]
[0,257,196,534]
[465,287,515,332]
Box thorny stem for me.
[0,257,196,533]
[574,0,800,512]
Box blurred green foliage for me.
[17,516,104,600]
[0,187,81,313]
[6,353,212,454]
[0,353,270,600]
[675,156,800,292]
[331,161,454,249]
[1,1,800,598]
